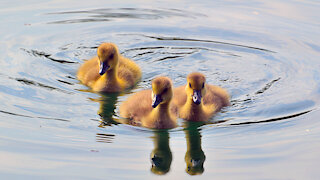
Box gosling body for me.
[77,43,141,92]
[120,77,178,129]
[173,72,229,121]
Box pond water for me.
[1,0,320,179]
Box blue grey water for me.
[1,0,320,179]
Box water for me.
[1,0,320,179]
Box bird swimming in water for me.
[77,42,141,92]
[173,72,230,121]
[120,76,178,129]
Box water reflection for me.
[150,130,172,175]
[96,133,115,143]
[90,92,121,127]
[148,122,207,175]
[183,122,206,175]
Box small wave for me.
[21,48,77,64]
[46,8,206,24]
[96,133,115,143]
[155,55,184,62]
[124,45,239,62]
[229,110,312,126]
[14,77,72,94]
[139,34,275,53]
[57,79,75,86]
[0,110,70,122]
[255,78,281,95]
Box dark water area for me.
[1,0,320,179]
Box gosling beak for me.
[99,61,110,75]
[192,90,202,105]
[152,94,162,108]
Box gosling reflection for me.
[91,92,120,127]
[96,133,115,143]
[184,122,206,175]
[150,130,172,175]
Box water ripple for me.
[137,34,276,53]
[21,48,77,64]
[0,110,70,122]
[229,110,312,126]
[96,133,115,143]
[46,8,206,24]
[255,78,281,95]
[14,78,72,94]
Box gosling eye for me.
[109,53,114,59]
[202,82,205,89]
[163,88,168,94]
[189,83,192,88]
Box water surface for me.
[1,0,320,179]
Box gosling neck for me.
[153,101,171,118]
[148,101,176,129]
[103,66,118,82]
[184,96,204,114]
[97,65,123,92]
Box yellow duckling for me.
[173,72,230,121]
[120,77,178,129]
[77,43,141,92]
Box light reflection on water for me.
[1,0,320,179]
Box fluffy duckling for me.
[120,77,178,129]
[77,43,142,92]
[173,72,230,121]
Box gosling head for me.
[186,72,206,105]
[151,77,173,108]
[97,43,119,75]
